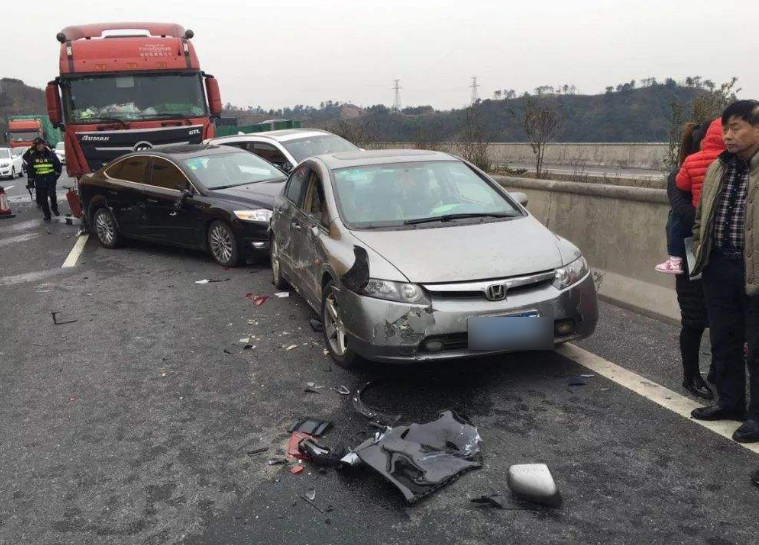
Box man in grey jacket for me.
[690,101,759,451]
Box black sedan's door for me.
[102,155,151,236]
[142,157,205,247]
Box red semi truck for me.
[6,118,42,148]
[45,22,222,195]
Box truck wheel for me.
[93,207,120,249]
[321,280,360,369]
[208,220,239,267]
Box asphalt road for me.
[1,194,758,545]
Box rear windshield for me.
[331,161,522,229]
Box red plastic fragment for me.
[288,432,316,461]
[290,464,305,475]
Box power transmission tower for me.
[470,76,480,105]
[392,79,402,112]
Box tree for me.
[459,105,491,171]
[493,90,502,100]
[515,95,565,178]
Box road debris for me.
[352,380,402,426]
[305,488,316,501]
[245,293,270,306]
[310,319,324,332]
[300,491,323,512]
[274,292,290,298]
[288,418,332,437]
[285,344,298,351]
[51,312,77,325]
[290,464,305,475]
[298,437,346,467]
[331,385,350,396]
[507,464,562,507]
[471,493,507,509]
[346,410,482,503]
[195,278,229,284]
[267,458,288,466]
[567,376,588,386]
[246,446,268,457]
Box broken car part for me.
[288,432,316,461]
[341,246,370,292]
[288,418,332,437]
[507,464,563,507]
[246,446,268,457]
[352,380,402,427]
[470,493,507,509]
[298,438,347,467]
[332,385,350,396]
[51,312,77,325]
[354,410,482,503]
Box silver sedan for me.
[269,150,598,367]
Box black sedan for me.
[79,145,287,266]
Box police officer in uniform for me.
[23,137,62,221]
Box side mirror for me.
[204,76,222,117]
[281,161,293,173]
[46,82,63,127]
[507,464,562,507]
[511,191,528,207]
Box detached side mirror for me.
[511,191,528,207]
[204,75,222,117]
[46,81,63,127]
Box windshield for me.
[0,149,11,159]
[182,151,285,190]
[282,134,359,162]
[8,131,38,142]
[63,72,207,123]
[332,161,522,229]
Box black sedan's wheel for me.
[270,237,289,289]
[321,280,360,369]
[208,220,239,267]
[93,207,120,249]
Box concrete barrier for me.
[376,142,670,170]
[493,175,680,323]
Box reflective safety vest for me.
[33,158,55,176]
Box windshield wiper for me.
[403,212,516,225]
[78,117,129,129]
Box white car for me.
[0,147,25,179]
[54,142,66,165]
[205,129,359,173]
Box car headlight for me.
[234,209,272,223]
[553,256,589,290]
[359,279,428,304]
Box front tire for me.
[321,280,360,369]
[93,207,120,249]
[208,220,239,267]
[270,236,289,289]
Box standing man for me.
[690,100,759,449]
[23,137,62,221]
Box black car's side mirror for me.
[281,162,293,173]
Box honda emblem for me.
[485,284,507,301]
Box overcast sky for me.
[2,0,756,110]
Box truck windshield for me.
[9,131,39,142]
[63,73,207,123]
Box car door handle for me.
[107,190,118,196]
[291,220,301,231]
[147,198,159,203]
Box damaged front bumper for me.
[338,272,598,363]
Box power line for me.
[392,79,402,111]
[470,76,480,105]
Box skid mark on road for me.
[62,234,89,268]
[560,344,759,455]
[0,232,39,247]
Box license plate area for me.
[468,311,553,351]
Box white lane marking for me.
[559,344,759,455]
[0,232,39,247]
[4,219,42,232]
[0,268,68,287]
[4,185,14,191]
[62,234,89,268]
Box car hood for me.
[207,179,285,209]
[350,216,563,283]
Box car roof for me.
[127,144,243,160]
[213,129,332,143]
[313,149,458,170]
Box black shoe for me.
[691,404,746,421]
[43,217,51,222]
[683,376,714,400]
[52,209,60,217]
[733,419,759,443]
[751,468,759,486]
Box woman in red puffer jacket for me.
[655,118,725,275]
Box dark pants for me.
[35,182,58,219]
[702,248,759,417]
[680,325,705,380]
[666,210,692,258]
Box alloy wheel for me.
[209,224,233,264]
[324,291,347,356]
[95,211,115,245]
